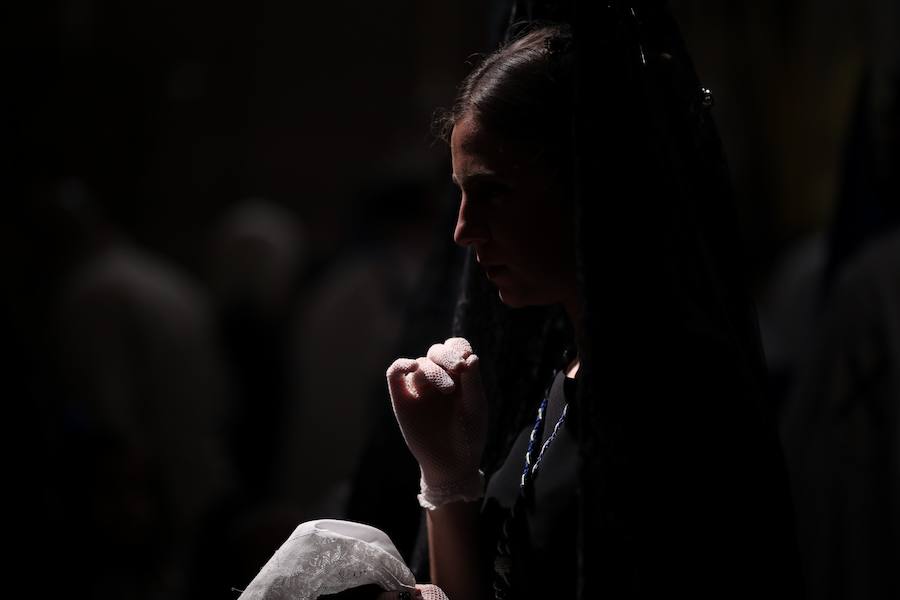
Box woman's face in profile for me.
[451,112,577,309]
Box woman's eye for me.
[475,184,509,206]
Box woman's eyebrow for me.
[452,171,502,187]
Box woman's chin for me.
[497,287,542,309]
[497,289,524,307]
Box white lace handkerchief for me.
[238,519,418,599]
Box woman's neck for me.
[563,294,584,379]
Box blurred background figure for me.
[207,197,308,497]
[782,226,900,600]
[279,167,441,517]
[15,179,236,600]
[778,37,900,600]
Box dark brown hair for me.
[436,24,575,169]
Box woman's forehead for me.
[451,114,495,157]
[451,114,526,181]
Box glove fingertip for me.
[444,337,473,357]
[386,357,417,380]
[459,354,483,392]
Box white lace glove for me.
[386,337,488,510]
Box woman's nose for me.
[453,197,489,247]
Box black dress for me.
[481,370,579,599]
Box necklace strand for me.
[495,370,571,599]
[520,371,570,494]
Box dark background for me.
[4,1,898,598]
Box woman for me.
[388,12,801,600]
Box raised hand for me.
[386,337,487,508]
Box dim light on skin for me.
[450,112,580,318]
[450,112,583,378]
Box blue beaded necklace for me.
[520,373,570,494]
[494,362,574,599]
